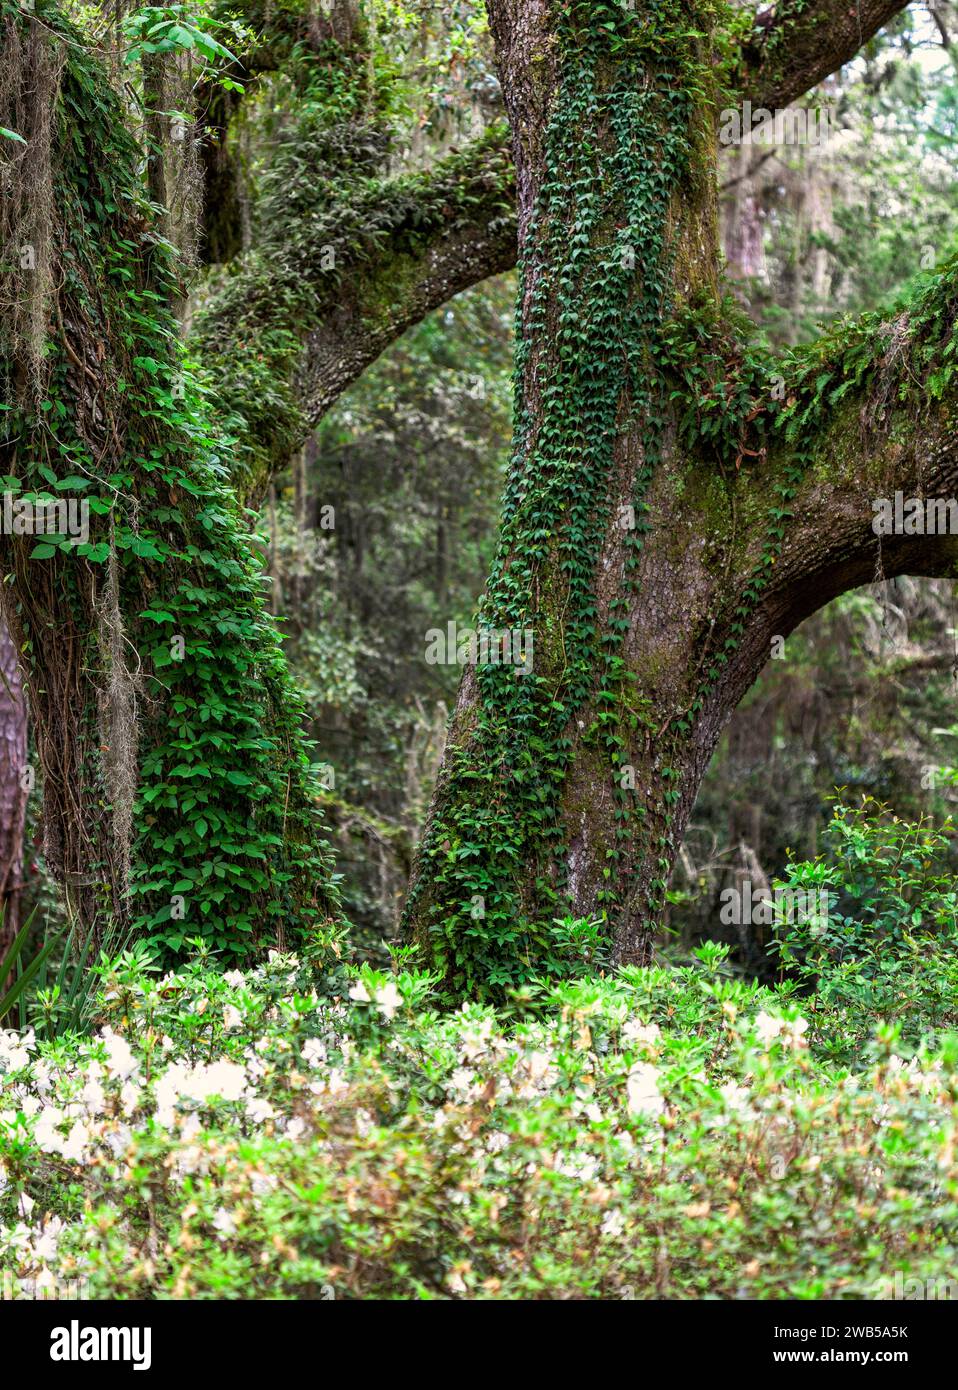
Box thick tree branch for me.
[195,0,912,496]
[738,0,911,111]
[693,272,958,806]
[605,267,958,963]
[192,125,516,504]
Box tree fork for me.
[189,1,917,505]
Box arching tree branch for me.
[192,125,516,504]
[648,275,958,964]
[737,0,911,112]
[192,0,917,497]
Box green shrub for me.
[772,799,958,1062]
[2,937,957,1299]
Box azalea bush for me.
[772,801,958,1063]
[2,940,958,1300]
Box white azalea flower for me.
[626,1062,663,1117]
[601,1209,626,1239]
[80,1075,106,1115]
[527,1051,552,1082]
[460,1017,494,1061]
[60,1121,91,1163]
[301,1038,326,1067]
[622,1019,661,1048]
[446,1067,476,1098]
[720,1081,752,1112]
[99,1027,138,1080]
[178,1113,202,1142]
[375,982,402,1021]
[197,1060,247,1102]
[0,1029,33,1074]
[119,1081,141,1116]
[212,1208,236,1238]
[34,1106,65,1154]
[32,1215,64,1262]
[754,1011,784,1045]
[246,1096,276,1124]
[103,1123,133,1157]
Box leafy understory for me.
[2,901,957,1299]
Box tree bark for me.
[0,617,28,958]
[0,5,338,954]
[401,0,958,997]
[735,0,911,113]
[142,51,169,241]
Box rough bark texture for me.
[736,0,911,113]
[142,51,169,241]
[0,617,28,956]
[401,0,958,997]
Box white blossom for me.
[626,1063,663,1117]
[99,1026,139,1080]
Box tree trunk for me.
[402,0,958,998]
[0,5,338,956]
[0,616,28,958]
[189,0,911,509]
[142,51,169,241]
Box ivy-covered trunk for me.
[401,0,724,992]
[0,4,338,955]
[403,0,958,996]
